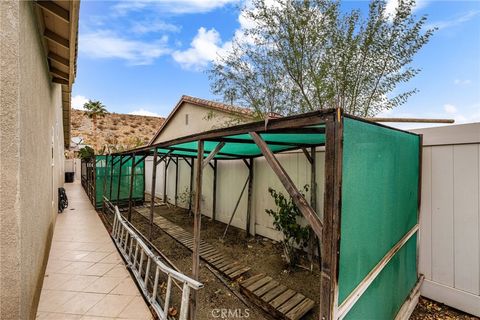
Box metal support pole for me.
[128,153,137,222]
[190,140,204,320]
[149,149,158,240]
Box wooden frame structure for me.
[102,108,422,320]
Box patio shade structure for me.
[94,108,422,320]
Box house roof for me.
[34,0,80,148]
[149,95,280,145]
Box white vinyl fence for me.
[145,150,325,241]
[414,123,480,317]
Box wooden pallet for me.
[135,208,251,280]
[239,274,315,320]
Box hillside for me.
[71,109,164,153]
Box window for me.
[185,114,189,125]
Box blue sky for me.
[72,0,480,128]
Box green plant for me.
[266,185,310,267]
[78,145,95,160]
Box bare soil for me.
[103,204,477,320]
[127,204,321,320]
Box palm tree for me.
[83,100,108,133]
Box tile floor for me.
[36,180,153,320]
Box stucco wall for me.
[0,1,65,319]
[152,102,247,144]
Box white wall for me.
[145,150,325,241]
[413,123,480,317]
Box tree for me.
[209,0,435,117]
[83,100,108,132]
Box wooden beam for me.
[366,117,454,124]
[149,149,158,240]
[302,148,313,164]
[191,140,205,319]
[319,110,343,320]
[52,77,68,85]
[188,158,194,212]
[127,154,137,222]
[36,0,70,22]
[155,150,172,166]
[163,158,170,204]
[116,155,123,206]
[44,29,69,48]
[175,156,179,207]
[212,159,218,222]
[222,176,249,240]
[202,142,225,168]
[48,52,70,67]
[246,158,254,236]
[50,66,69,80]
[250,132,323,237]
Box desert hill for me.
[71,109,164,153]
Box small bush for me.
[266,185,310,267]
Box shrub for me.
[266,185,310,267]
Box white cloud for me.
[384,0,429,19]
[427,10,480,30]
[454,79,472,85]
[172,27,231,70]
[113,0,239,16]
[444,104,457,114]
[131,19,180,34]
[79,30,171,65]
[72,95,89,110]
[128,108,162,117]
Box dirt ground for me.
[124,204,320,319]
[411,297,479,320]
[104,204,477,320]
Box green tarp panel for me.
[338,118,420,319]
[96,155,145,208]
[153,126,326,159]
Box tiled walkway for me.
[36,180,153,320]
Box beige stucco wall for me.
[0,1,65,319]
[152,102,247,144]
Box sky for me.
[72,0,480,128]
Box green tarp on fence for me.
[95,155,145,208]
[338,118,420,319]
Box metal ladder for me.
[112,206,203,320]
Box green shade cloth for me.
[96,155,145,207]
[339,118,420,319]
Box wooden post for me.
[250,132,323,238]
[246,158,254,236]
[212,159,217,221]
[307,147,318,269]
[319,110,343,320]
[163,158,169,204]
[191,140,204,320]
[116,155,123,206]
[109,155,114,201]
[102,155,108,213]
[149,149,158,240]
[127,153,136,222]
[189,158,194,212]
[175,156,179,206]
